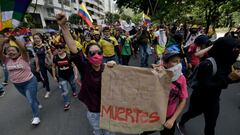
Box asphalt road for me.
[0,55,240,135]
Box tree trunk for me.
[205,6,210,34]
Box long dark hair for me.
[85,43,101,57]
[33,33,44,46]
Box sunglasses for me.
[89,50,102,57]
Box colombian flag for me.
[78,2,93,27]
[143,13,152,25]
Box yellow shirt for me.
[65,41,83,53]
[99,37,118,57]
[82,40,96,54]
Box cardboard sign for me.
[100,65,171,134]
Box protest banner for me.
[100,65,171,134]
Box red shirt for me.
[167,75,188,117]
[188,44,200,67]
[71,50,104,112]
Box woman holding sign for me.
[56,13,116,135]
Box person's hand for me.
[56,13,67,26]
[36,67,40,72]
[106,61,116,68]
[9,35,16,41]
[74,75,78,81]
[152,64,164,72]
[229,70,240,81]
[53,77,58,81]
[164,118,175,129]
[188,63,192,69]
[0,37,10,44]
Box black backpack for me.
[188,57,217,88]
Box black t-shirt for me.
[53,54,74,79]
[34,45,47,64]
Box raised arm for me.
[56,13,78,54]
[194,45,213,57]
[0,37,8,61]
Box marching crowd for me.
[0,13,240,135]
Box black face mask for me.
[190,30,197,35]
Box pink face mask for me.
[88,53,103,65]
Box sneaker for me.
[2,81,8,86]
[38,104,43,109]
[44,92,50,99]
[0,91,5,97]
[64,103,70,111]
[72,92,77,97]
[176,122,185,135]
[31,117,40,125]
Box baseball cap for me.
[194,35,209,45]
[162,45,182,61]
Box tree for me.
[68,14,82,25]
[116,0,240,34]
[104,12,120,24]
[116,0,192,24]
[22,13,35,28]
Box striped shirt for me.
[6,56,33,83]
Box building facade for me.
[27,0,116,29]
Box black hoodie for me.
[193,37,240,101]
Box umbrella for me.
[46,28,57,33]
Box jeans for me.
[2,64,8,82]
[14,76,40,117]
[0,84,4,92]
[58,75,77,104]
[139,44,149,67]
[87,111,115,135]
[103,55,116,63]
[40,65,50,91]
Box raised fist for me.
[56,13,67,26]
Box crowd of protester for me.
[0,12,240,135]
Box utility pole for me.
[61,0,64,11]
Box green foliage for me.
[131,13,142,25]
[68,14,81,25]
[120,13,131,22]
[22,13,35,28]
[116,0,240,32]
[104,12,120,24]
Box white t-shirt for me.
[155,29,167,47]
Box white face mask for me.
[237,54,240,61]
[167,63,183,82]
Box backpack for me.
[188,57,217,88]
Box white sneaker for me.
[38,104,43,109]
[44,92,50,99]
[31,117,40,125]
[0,91,5,97]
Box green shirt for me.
[121,36,132,56]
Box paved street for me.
[0,56,240,135]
